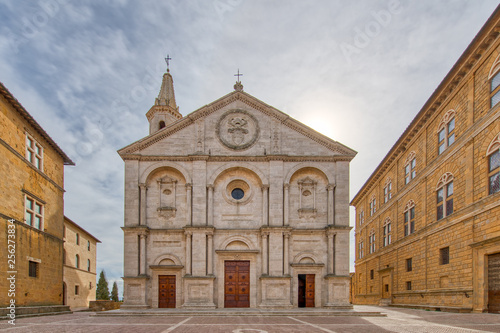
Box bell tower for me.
[146,55,182,134]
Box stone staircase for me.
[93,307,385,317]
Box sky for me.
[1,0,498,296]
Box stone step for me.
[0,305,72,320]
[93,309,385,317]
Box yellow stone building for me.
[351,6,500,313]
[0,81,74,314]
[63,216,100,309]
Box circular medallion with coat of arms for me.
[216,109,259,150]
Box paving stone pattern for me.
[1,306,499,332]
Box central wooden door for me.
[224,261,250,308]
[488,253,500,313]
[158,275,176,308]
[298,274,315,307]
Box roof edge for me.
[0,82,75,165]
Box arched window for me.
[404,200,416,236]
[369,230,376,254]
[383,217,392,247]
[436,173,454,220]
[437,110,456,154]
[87,259,91,272]
[76,233,79,245]
[487,133,500,195]
[384,177,392,203]
[369,195,376,216]
[159,121,166,129]
[359,210,364,225]
[488,54,500,108]
[75,254,80,269]
[358,240,364,259]
[87,240,90,251]
[404,152,416,184]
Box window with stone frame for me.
[359,240,364,259]
[87,259,91,272]
[369,230,376,254]
[489,55,500,108]
[436,172,454,220]
[406,281,412,291]
[383,178,392,203]
[359,210,365,226]
[25,195,43,230]
[76,233,79,245]
[75,254,79,269]
[370,269,374,280]
[29,261,38,278]
[369,196,376,216]
[437,110,456,155]
[25,133,43,170]
[404,152,417,184]
[404,200,416,236]
[383,217,392,247]
[487,133,500,195]
[440,247,450,265]
[406,258,412,272]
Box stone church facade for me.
[118,70,356,309]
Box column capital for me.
[139,233,148,239]
[284,231,291,238]
[261,230,270,237]
[207,184,214,190]
[185,183,192,189]
[261,184,270,191]
[139,183,147,190]
[326,230,337,237]
[283,183,290,189]
[327,183,336,191]
[184,230,193,236]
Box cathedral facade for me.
[118,70,356,309]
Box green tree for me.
[96,270,110,300]
[111,281,119,302]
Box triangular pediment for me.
[118,90,356,158]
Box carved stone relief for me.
[216,109,259,150]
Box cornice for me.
[120,154,354,163]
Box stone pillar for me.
[207,231,213,275]
[186,183,192,226]
[139,183,147,226]
[283,184,289,226]
[327,184,335,226]
[207,185,214,226]
[327,231,335,275]
[185,230,192,275]
[139,233,147,275]
[262,231,269,275]
[283,232,290,275]
[262,184,269,226]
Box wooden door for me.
[224,261,250,308]
[382,275,390,299]
[305,274,315,307]
[158,275,176,308]
[488,253,500,313]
